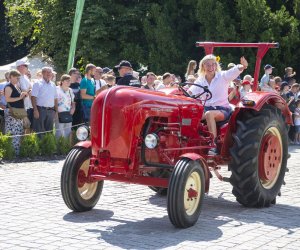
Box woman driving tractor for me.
[188,54,248,155]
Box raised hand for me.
[240,56,248,69]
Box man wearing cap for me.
[115,60,140,87]
[259,64,274,89]
[16,59,34,127]
[31,67,58,135]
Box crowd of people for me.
[0,57,298,155]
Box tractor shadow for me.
[63,209,114,223]
[84,194,300,249]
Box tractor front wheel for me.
[61,147,103,211]
[229,105,288,207]
[167,158,205,228]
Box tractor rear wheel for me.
[229,105,288,207]
[167,158,205,228]
[61,147,103,211]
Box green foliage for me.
[19,133,40,158]
[3,0,300,78]
[56,136,71,155]
[0,2,29,65]
[0,133,15,160]
[39,132,57,156]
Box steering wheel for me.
[179,82,213,100]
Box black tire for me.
[167,158,205,228]
[229,105,288,207]
[61,147,103,211]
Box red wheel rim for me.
[77,159,98,200]
[258,127,282,189]
[77,169,87,188]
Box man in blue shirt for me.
[31,67,58,135]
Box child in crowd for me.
[259,64,274,89]
[103,74,116,87]
[293,100,300,144]
[284,67,296,83]
[261,79,277,93]
[240,80,252,98]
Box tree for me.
[4,0,300,78]
[236,0,300,76]
[0,1,29,65]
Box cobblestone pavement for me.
[0,146,300,250]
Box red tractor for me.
[61,42,291,228]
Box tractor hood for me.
[90,86,203,158]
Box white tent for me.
[0,54,54,82]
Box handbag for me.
[8,105,28,119]
[58,111,73,123]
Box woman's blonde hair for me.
[198,54,221,76]
[60,74,71,85]
[186,60,197,76]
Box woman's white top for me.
[188,66,241,108]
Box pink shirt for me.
[188,66,241,108]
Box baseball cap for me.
[280,81,289,91]
[16,59,29,67]
[103,67,112,74]
[114,60,132,69]
[242,80,252,86]
[264,64,274,70]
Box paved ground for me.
[0,146,300,250]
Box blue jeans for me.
[81,103,91,122]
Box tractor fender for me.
[237,92,292,124]
[74,140,92,149]
[222,92,292,157]
[179,153,210,193]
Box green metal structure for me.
[67,0,85,71]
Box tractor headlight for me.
[144,133,159,149]
[76,126,89,141]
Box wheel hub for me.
[259,133,281,182]
[77,159,99,200]
[77,170,87,188]
[187,187,198,199]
